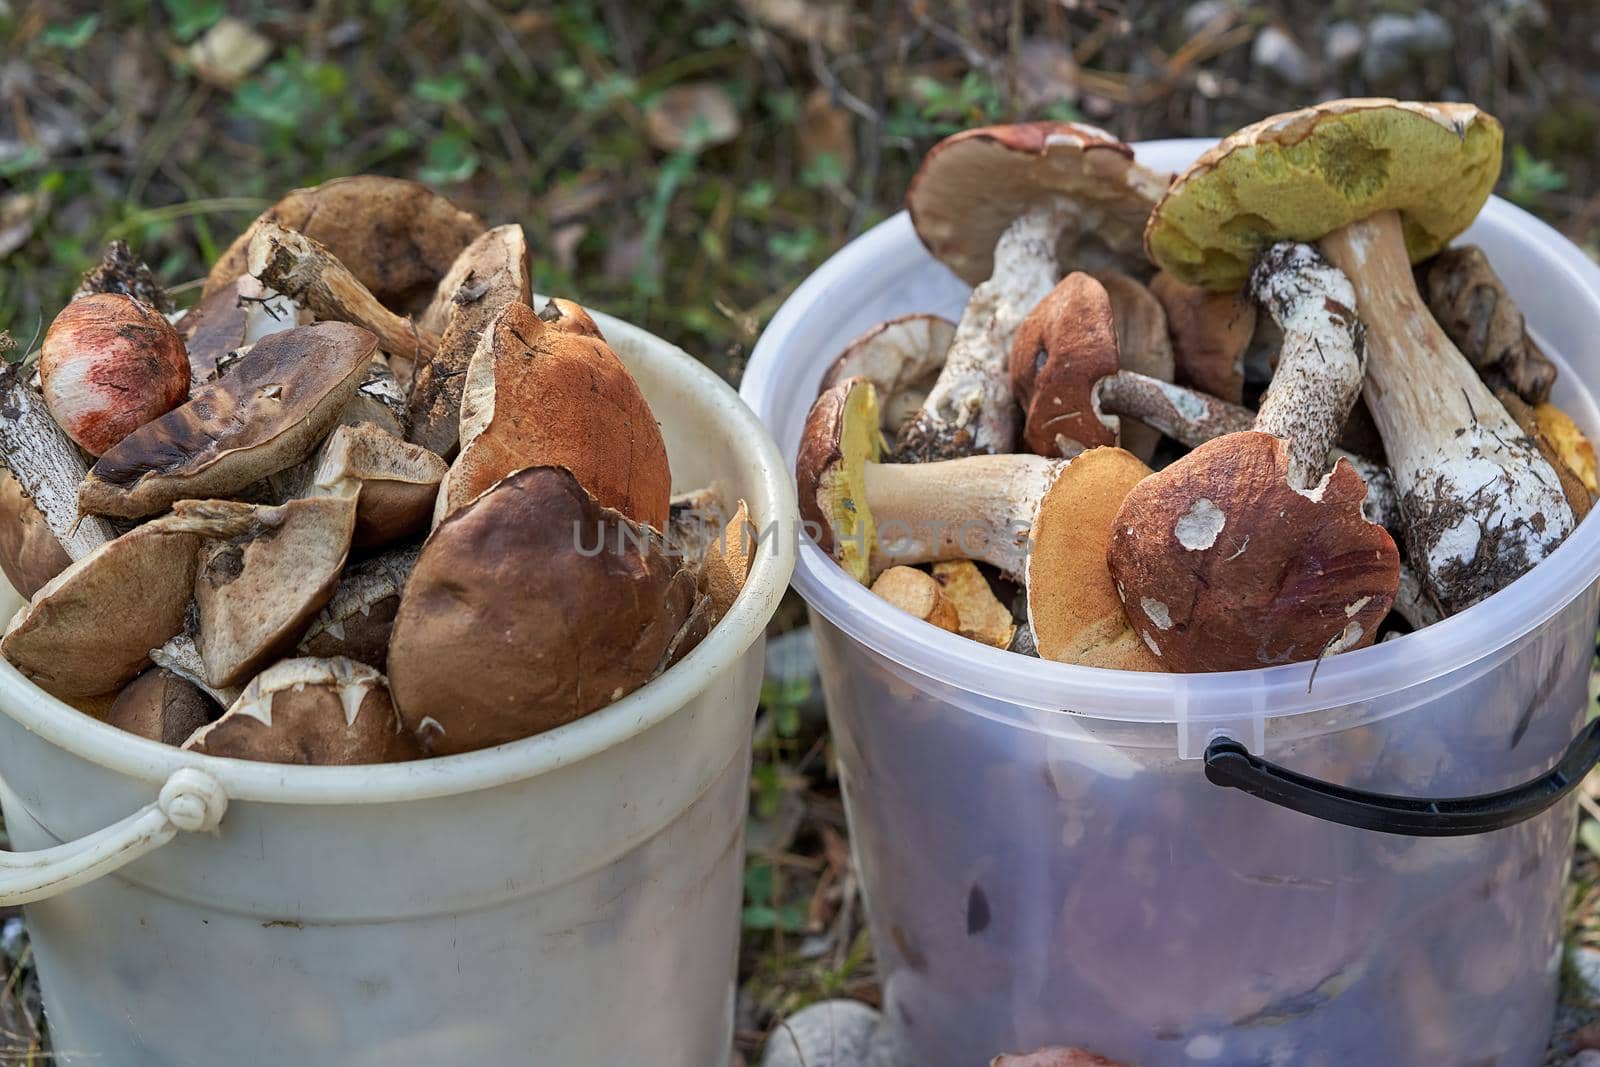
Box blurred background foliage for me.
[4,1,1600,1061]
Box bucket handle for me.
[1204,719,1600,837]
[0,768,228,905]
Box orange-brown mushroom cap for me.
[1109,431,1399,672]
[1009,272,1120,457]
[907,122,1169,287]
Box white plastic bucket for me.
[0,308,797,1066]
[742,140,1600,1067]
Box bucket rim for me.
[0,308,798,804]
[741,136,1600,725]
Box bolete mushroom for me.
[701,497,754,619]
[248,221,441,380]
[433,301,671,530]
[78,322,377,519]
[1145,99,1571,615]
[204,175,485,317]
[309,423,446,548]
[174,495,358,688]
[0,468,70,599]
[39,293,191,457]
[931,560,1016,649]
[1,515,202,698]
[538,297,605,339]
[408,224,532,455]
[107,668,219,745]
[184,657,418,765]
[388,465,695,755]
[296,544,418,670]
[818,314,956,435]
[1421,244,1558,405]
[1148,270,1256,404]
[870,566,960,632]
[1093,270,1175,463]
[894,123,1169,461]
[178,276,310,385]
[1109,243,1400,671]
[799,378,1161,670]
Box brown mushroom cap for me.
[311,423,447,548]
[907,122,1169,287]
[1,518,201,698]
[0,468,70,600]
[79,322,378,519]
[1145,99,1503,290]
[204,176,486,316]
[435,301,671,530]
[701,497,754,618]
[296,545,418,670]
[538,297,605,340]
[177,278,250,384]
[1422,244,1558,405]
[1009,273,1120,457]
[1148,271,1255,404]
[184,657,418,765]
[389,465,695,756]
[176,495,357,688]
[796,377,883,583]
[1094,270,1175,463]
[40,293,191,457]
[107,668,219,746]
[408,224,532,455]
[818,314,956,434]
[1109,432,1400,672]
[1027,446,1162,671]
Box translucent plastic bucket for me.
[742,140,1600,1067]
[0,308,797,1066]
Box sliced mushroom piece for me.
[1421,244,1558,405]
[0,362,118,559]
[78,322,377,519]
[1,516,202,698]
[389,466,696,756]
[248,221,441,381]
[818,314,956,435]
[1535,402,1598,496]
[434,301,671,530]
[1093,270,1174,463]
[1147,99,1569,615]
[870,566,960,632]
[894,123,1170,461]
[992,1050,1130,1067]
[107,668,220,745]
[930,560,1016,649]
[537,297,605,339]
[1108,242,1400,671]
[172,494,358,688]
[1148,270,1255,404]
[309,423,446,548]
[184,657,419,765]
[76,240,171,311]
[408,225,532,456]
[0,468,70,599]
[799,379,1160,670]
[205,175,486,316]
[297,544,419,670]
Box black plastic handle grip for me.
[1203,718,1600,837]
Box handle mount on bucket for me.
[1204,719,1600,837]
[0,768,228,905]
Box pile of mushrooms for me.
[799,101,1595,674]
[0,177,753,763]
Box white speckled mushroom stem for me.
[1321,210,1574,615]
[0,363,117,560]
[1248,242,1367,490]
[895,203,1070,460]
[861,452,1063,579]
[1094,370,1400,533]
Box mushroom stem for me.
[1319,210,1573,614]
[247,222,441,379]
[1247,242,1367,489]
[895,203,1068,461]
[0,363,117,560]
[861,452,1061,576]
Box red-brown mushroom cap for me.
[1109,431,1399,672]
[1009,272,1120,457]
[1148,270,1255,405]
[907,122,1170,287]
